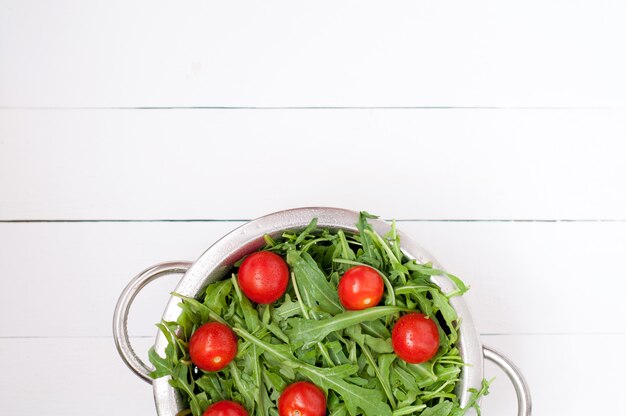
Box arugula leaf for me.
[272,294,301,321]
[294,218,318,245]
[405,262,469,297]
[148,346,171,378]
[356,211,382,268]
[286,306,405,347]
[452,378,492,416]
[231,274,260,332]
[420,401,454,416]
[203,279,232,316]
[196,374,226,402]
[286,250,342,315]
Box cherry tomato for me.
[189,322,238,372]
[238,251,289,304]
[337,265,385,310]
[392,313,440,364]
[278,381,326,416]
[203,400,248,416]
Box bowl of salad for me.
[114,208,531,416]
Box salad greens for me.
[149,212,489,416]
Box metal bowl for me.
[114,207,531,415]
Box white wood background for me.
[1,1,625,415]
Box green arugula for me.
[149,212,489,416]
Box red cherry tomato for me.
[189,322,238,372]
[238,251,289,304]
[337,265,385,310]
[278,381,326,416]
[203,400,248,416]
[392,313,440,364]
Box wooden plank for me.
[2,109,625,220]
[1,1,625,107]
[0,221,240,338]
[0,337,155,415]
[405,221,626,336]
[0,334,620,415]
[478,334,623,415]
[1,221,624,337]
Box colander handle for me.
[113,261,192,383]
[483,345,532,416]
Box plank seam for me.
[1,106,625,111]
[2,219,625,224]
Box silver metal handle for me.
[113,262,192,383]
[483,345,532,416]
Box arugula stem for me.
[316,343,336,368]
[229,362,255,410]
[364,229,407,284]
[348,340,357,363]
[172,293,227,325]
[263,234,277,247]
[359,321,389,339]
[420,380,456,400]
[407,362,438,382]
[237,327,270,356]
[252,345,267,416]
[388,220,403,261]
[300,237,335,253]
[437,357,464,365]
[359,342,397,409]
[233,327,295,364]
[294,218,318,245]
[291,273,311,319]
[391,405,427,416]
[337,230,355,261]
[288,306,407,348]
[231,274,243,301]
[175,365,200,415]
[329,407,348,416]
[232,315,245,327]
[291,272,336,367]
[364,229,401,265]
[394,285,431,295]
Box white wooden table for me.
[1,1,625,414]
